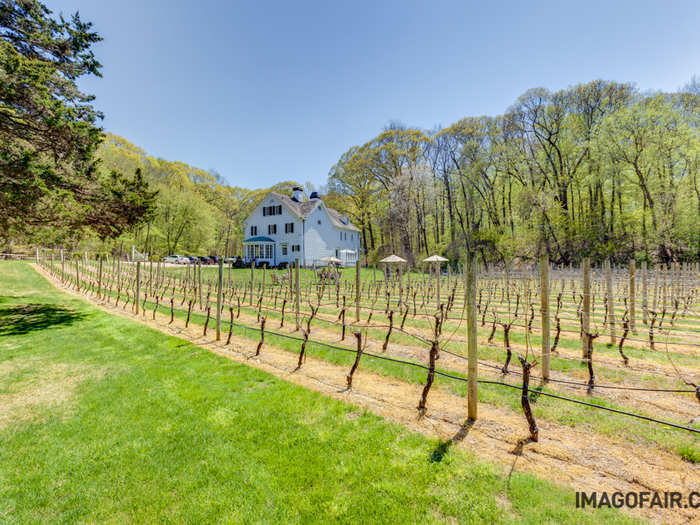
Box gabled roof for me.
[265,192,360,232]
[326,207,360,232]
[269,192,318,218]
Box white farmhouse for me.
[243,187,361,267]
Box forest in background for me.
[326,80,700,266]
[38,80,700,266]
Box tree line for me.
[95,134,303,257]
[326,81,700,265]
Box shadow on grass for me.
[0,303,87,336]
[430,420,475,463]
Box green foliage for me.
[89,133,301,257]
[328,81,700,265]
[0,0,156,243]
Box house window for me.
[268,224,277,235]
[317,220,321,225]
[291,245,300,252]
[251,226,257,236]
[281,244,288,255]
[285,222,294,233]
[262,205,282,216]
[265,245,272,258]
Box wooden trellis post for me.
[216,259,223,341]
[97,254,103,298]
[198,260,203,307]
[355,258,361,322]
[466,251,478,421]
[662,264,667,311]
[135,261,141,315]
[295,258,301,331]
[436,262,441,309]
[261,264,266,302]
[74,257,80,291]
[250,260,255,306]
[641,261,648,325]
[540,251,550,381]
[582,258,590,359]
[606,259,615,345]
[629,260,636,333]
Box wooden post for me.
[135,261,141,315]
[662,264,667,311]
[60,249,65,282]
[540,251,550,380]
[216,259,223,341]
[295,258,301,330]
[582,258,590,358]
[97,254,103,298]
[355,258,361,322]
[629,259,636,333]
[198,260,203,307]
[606,259,615,345]
[262,264,266,300]
[35,246,39,263]
[75,257,80,292]
[250,260,255,306]
[641,260,648,325]
[466,251,478,421]
[436,262,441,309]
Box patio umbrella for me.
[379,254,407,263]
[423,254,448,263]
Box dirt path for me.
[35,265,700,524]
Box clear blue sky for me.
[47,0,700,189]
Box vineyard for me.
[33,252,700,522]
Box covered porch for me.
[340,249,358,268]
[243,236,276,266]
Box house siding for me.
[243,193,360,267]
[302,204,360,266]
[243,195,303,265]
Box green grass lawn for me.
[0,262,640,524]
